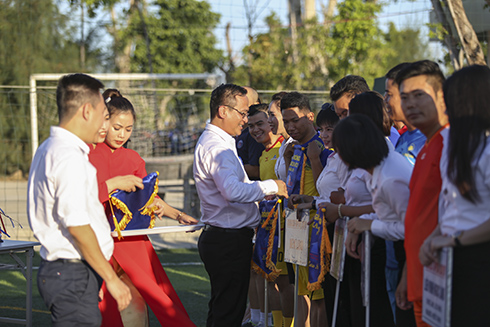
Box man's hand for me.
[274,180,289,198]
[347,217,372,234]
[306,141,321,159]
[330,187,345,205]
[106,175,143,193]
[395,264,413,310]
[345,231,360,259]
[105,277,132,311]
[283,142,296,161]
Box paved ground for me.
[0,179,200,249]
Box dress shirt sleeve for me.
[369,178,408,241]
[54,156,94,228]
[209,147,278,203]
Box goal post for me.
[29,72,225,157]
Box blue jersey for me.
[395,129,426,166]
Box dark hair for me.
[444,65,490,203]
[56,73,104,121]
[280,92,311,113]
[248,103,269,117]
[395,60,445,93]
[332,114,388,170]
[271,91,287,102]
[210,83,247,119]
[330,75,370,102]
[103,89,136,120]
[316,103,339,127]
[349,91,391,136]
[385,62,411,83]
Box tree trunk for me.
[288,0,302,90]
[430,0,463,70]
[446,0,486,65]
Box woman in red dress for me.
[90,89,198,327]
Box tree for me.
[0,0,96,175]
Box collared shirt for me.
[193,123,278,229]
[395,128,426,166]
[439,128,490,235]
[27,126,113,261]
[315,152,351,203]
[360,149,413,241]
[344,168,372,206]
[274,137,296,182]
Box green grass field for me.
[0,248,209,326]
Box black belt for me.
[203,224,254,236]
[45,258,86,264]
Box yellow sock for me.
[272,310,282,327]
[283,316,293,327]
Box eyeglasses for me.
[224,105,248,119]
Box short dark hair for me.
[395,60,445,93]
[330,75,370,101]
[56,73,104,121]
[349,91,391,136]
[248,103,269,117]
[280,92,311,113]
[332,114,388,170]
[444,65,490,203]
[271,91,288,103]
[385,63,411,84]
[316,103,339,127]
[210,84,247,119]
[103,89,136,120]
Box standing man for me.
[395,60,447,327]
[28,74,131,326]
[194,83,288,327]
[330,75,370,120]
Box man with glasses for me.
[194,83,288,327]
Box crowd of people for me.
[194,60,490,327]
[25,59,490,327]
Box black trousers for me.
[198,227,254,327]
[37,259,101,327]
[393,240,416,327]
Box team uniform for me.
[404,127,445,326]
[286,134,330,300]
[89,142,194,327]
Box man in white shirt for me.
[28,74,131,326]
[194,83,288,327]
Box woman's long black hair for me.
[444,65,490,203]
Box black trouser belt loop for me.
[203,224,254,236]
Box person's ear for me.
[307,111,315,122]
[217,105,228,119]
[80,102,93,121]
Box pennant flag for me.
[308,208,332,291]
[109,172,159,239]
[252,199,282,281]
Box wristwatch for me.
[311,199,317,210]
[452,230,463,247]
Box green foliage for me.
[126,0,223,78]
[0,0,99,175]
[232,0,431,92]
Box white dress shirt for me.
[360,149,413,241]
[274,137,296,182]
[193,123,278,229]
[344,168,372,206]
[27,126,113,261]
[439,128,490,235]
[315,152,351,203]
